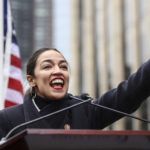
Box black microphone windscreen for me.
[80,93,91,100]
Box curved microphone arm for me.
[69,95,150,124]
[0,97,92,144]
[1,94,150,145]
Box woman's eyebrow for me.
[40,59,53,65]
[40,59,68,65]
[59,60,68,65]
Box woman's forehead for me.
[37,50,66,64]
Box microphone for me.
[69,94,150,124]
[0,94,92,144]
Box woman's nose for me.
[52,66,62,75]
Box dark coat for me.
[1,60,150,139]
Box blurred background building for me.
[10,0,150,130]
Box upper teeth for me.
[52,79,63,84]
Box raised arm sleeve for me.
[93,59,150,129]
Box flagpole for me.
[0,0,4,110]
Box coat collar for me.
[23,93,71,129]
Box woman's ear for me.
[26,75,36,87]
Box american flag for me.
[3,0,23,108]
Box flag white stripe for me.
[9,65,23,82]
[6,88,23,104]
[11,43,20,58]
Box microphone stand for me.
[0,97,92,145]
[70,95,150,124]
[1,94,150,145]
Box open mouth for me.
[50,78,64,90]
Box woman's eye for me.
[60,65,68,70]
[43,65,52,69]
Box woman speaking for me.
[0,47,150,139]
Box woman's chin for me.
[49,93,66,100]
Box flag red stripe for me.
[8,77,23,94]
[5,100,17,108]
[11,54,21,68]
